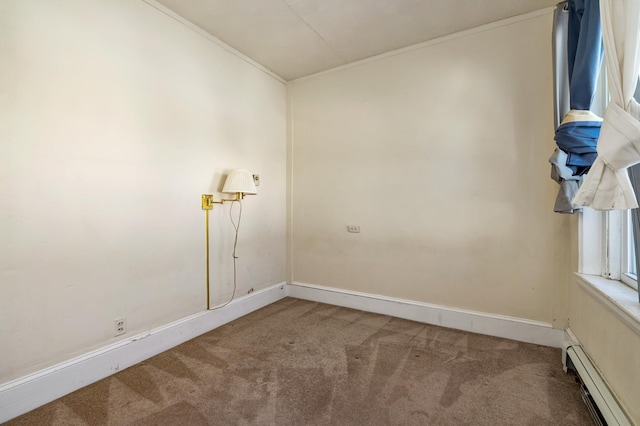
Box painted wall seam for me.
[142,0,287,84]
[291,6,555,83]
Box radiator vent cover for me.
[565,345,631,426]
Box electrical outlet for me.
[114,318,126,336]
[347,225,360,233]
[253,174,260,186]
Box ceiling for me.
[153,0,558,81]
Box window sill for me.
[575,273,640,337]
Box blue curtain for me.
[554,0,604,176]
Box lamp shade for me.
[222,169,257,195]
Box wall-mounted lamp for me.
[202,169,257,210]
[201,169,257,310]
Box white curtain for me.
[573,0,640,210]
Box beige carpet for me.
[6,298,593,425]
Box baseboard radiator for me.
[564,345,631,426]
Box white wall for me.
[288,10,573,325]
[0,0,286,383]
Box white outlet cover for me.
[114,318,126,336]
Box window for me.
[578,65,639,294]
[580,208,637,292]
[615,84,640,292]
[620,210,638,290]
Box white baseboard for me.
[286,282,564,348]
[0,282,287,424]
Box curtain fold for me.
[573,0,640,210]
[550,0,603,213]
[553,0,603,177]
